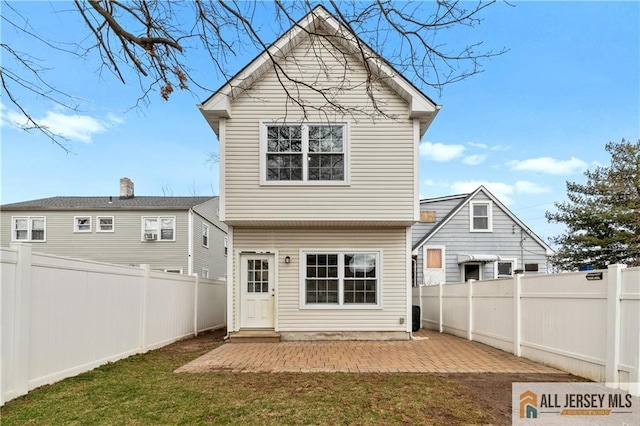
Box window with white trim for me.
[303,252,379,306]
[202,224,209,248]
[224,236,228,256]
[12,216,45,241]
[264,124,345,182]
[97,216,114,232]
[470,201,493,232]
[495,259,516,278]
[142,216,175,241]
[74,216,91,233]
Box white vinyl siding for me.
[2,210,190,272]
[232,227,408,333]
[223,35,415,224]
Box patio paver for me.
[176,329,563,374]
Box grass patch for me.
[1,333,495,425]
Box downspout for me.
[187,208,194,276]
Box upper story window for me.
[74,216,92,233]
[224,236,228,256]
[97,216,114,232]
[12,216,45,242]
[264,124,346,183]
[470,201,493,232]
[142,216,175,241]
[202,223,209,248]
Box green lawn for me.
[1,332,494,425]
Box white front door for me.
[240,254,275,329]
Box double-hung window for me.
[12,216,46,241]
[202,224,209,248]
[142,216,175,241]
[303,251,379,307]
[97,216,114,232]
[265,124,346,183]
[74,216,91,233]
[470,201,493,232]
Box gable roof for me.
[1,196,217,211]
[198,5,440,137]
[413,186,554,255]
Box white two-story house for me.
[199,6,439,340]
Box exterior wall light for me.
[284,256,291,264]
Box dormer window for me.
[470,201,493,232]
[264,123,346,184]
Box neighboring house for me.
[0,178,227,278]
[412,186,554,285]
[198,6,439,340]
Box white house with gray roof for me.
[412,186,554,285]
[199,6,439,340]
[0,178,227,278]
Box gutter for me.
[187,209,194,276]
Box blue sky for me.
[1,1,639,245]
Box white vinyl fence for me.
[413,265,640,396]
[1,245,226,405]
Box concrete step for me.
[228,330,281,343]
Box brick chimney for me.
[119,177,134,199]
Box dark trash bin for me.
[411,305,420,332]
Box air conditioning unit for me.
[144,233,157,241]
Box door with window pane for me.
[240,254,275,328]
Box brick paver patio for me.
[176,329,562,374]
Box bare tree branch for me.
[1,0,507,148]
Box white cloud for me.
[462,154,488,165]
[1,104,122,143]
[507,156,588,175]
[106,112,125,125]
[515,180,551,194]
[468,142,488,149]
[419,141,466,162]
[423,179,436,186]
[38,111,107,143]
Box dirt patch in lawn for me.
[160,327,227,356]
[443,372,590,424]
[163,330,588,425]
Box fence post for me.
[13,244,33,398]
[513,274,522,357]
[139,264,150,354]
[438,282,443,333]
[605,264,624,388]
[467,279,474,341]
[193,273,199,337]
